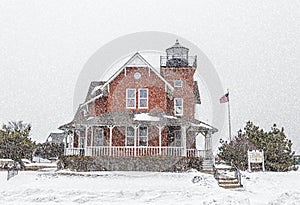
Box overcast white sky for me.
[0,0,299,153]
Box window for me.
[93,128,103,146]
[174,130,181,147]
[126,89,136,108]
[138,88,148,108]
[174,98,183,115]
[174,80,183,87]
[138,126,148,146]
[76,130,85,148]
[126,88,148,109]
[126,127,135,146]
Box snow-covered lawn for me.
[0,169,299,205]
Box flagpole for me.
[227,89,232,141]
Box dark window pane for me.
[139,137,147,146]
[127,127,134,136]
[127,99,135,107]
[139,99,147,108]
[139,89,147,98]
[139,127,147,136]
[127,89,136,98]
[126,137,134,146]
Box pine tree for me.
[218,130,256,170]
[0,121,36,164]
[218,121,297,171]
[246,122,297,171]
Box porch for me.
[65,146,210,158]
[61,112,217,159]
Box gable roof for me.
[95,52,174,96]
[79,53,175,108]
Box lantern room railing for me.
[160,56,197,68]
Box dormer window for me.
[174,80,183,87]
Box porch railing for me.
[186,149,209,158]
[65,146,208,158]
[64,148,84,156]
[85,146,183,157]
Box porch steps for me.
[218,176,242,189]
[202,159,214,171]
[214,166,243,189]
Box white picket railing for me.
[186,149,207,158]
[64,148,84,156]
[65,146,207,157]
[84,146,183,157]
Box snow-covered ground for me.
[0,169,300,205]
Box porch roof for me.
[59,111,218,134]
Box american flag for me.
[220,92,229,103]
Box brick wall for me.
[107,67,167,113]
[161,67,196,118]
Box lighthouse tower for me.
[160,40,198,118]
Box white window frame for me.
[138,126,148,146]
[174,98,183,116]
[126,127,135,146]
[126,88,136,109]
[174,80,183,87]
[138,88,148,109]
[93,128,104,146]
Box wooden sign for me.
[248,150,265,172]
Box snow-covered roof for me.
[59,111,217,134]
[133,113,160,121]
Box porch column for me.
[208,131,213,158]
[134,126,138,157]
[204,131,212,159]
[181,126,187,157]
[91,126,94,147]
[108,125,114,156]
[63,131,68,155]
[73,129,75,148]
[157,126,164,155]
[84,125,88,156]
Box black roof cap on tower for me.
[166,39,189,51]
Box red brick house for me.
[59,40,217,160]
